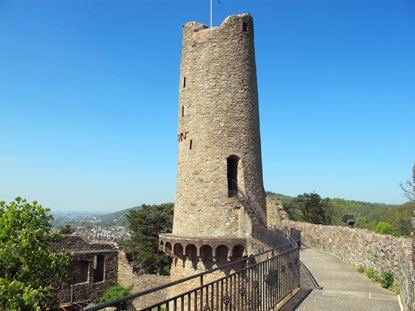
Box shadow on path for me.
[283,245,400,311]
[280,253,322,311]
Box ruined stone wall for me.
[117,252,170,310]
[266,197,288,228]
[173,13,266,238]
[58,250,119,306]
[55,236,118,307]
[281,220,415,311]
[53,235,113,251]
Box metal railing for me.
[233,181,267,228]
[83,240,300,311]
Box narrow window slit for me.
[183,77,186,88]
[243,22,249,33]
[189,139,193,150]
[227,155,239,197]
[182,106,185,117]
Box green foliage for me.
[100,282,132,303]
[395,285,400,295]
[383,202,415,237]
[59,224,74,234]
[267,192,415,236]
[0,197,72,311]
[381,271,394,289]
[357,266,364,273]
[294,193,335,225]
[124,203,173,275]
[366,268,376,281]
[101,206,142,227]
[373,222,395,235]
[328,198,395,228]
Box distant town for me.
[51,210,133,248]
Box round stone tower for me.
[159,13,266,286]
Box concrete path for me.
[282,246,400,311]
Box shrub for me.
[100,282,132,304]
[357,266,364,273]
[366,268,376,280]
[373,222,395,235]
[381,271,394,289]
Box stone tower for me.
[159,13,266,285]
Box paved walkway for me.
[282,246,400,311]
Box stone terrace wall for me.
[281,220,415,311]
[117,252,169,310]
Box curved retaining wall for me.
[281,220,415,311]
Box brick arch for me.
[173,243,184,258]
[200,245,213,262]
[215,245,229,263]
[165,242,172,256]
[232,244,244,259]
[185,244,197,261]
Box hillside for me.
[100,206,142,227]
[266,191,415,236]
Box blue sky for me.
[1,0,414,212]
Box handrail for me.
[83,239,299,311]
[233,180,267,227]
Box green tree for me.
[0,197,71,311]
[297,193,334,225]
[59,224,74,234]
[385,202,415,236]
[124,203,173,275]
[373,222,395,235]
[400,164,415,202]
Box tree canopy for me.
[282,193,335,225]
[0,197,71,311]
[123,203,173,275]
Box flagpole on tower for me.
[210,0,213,28]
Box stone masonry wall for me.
[53,235,113,251]
[173,13,266,238]
[117,252,169,310]
[281,219,415,311]
[54,235,118,307]
[266,197,288,228]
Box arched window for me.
[227,155,239,197]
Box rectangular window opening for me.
[189,139,193,150]
[183,77,186,88]
[243,21,249,33]
[182,106,185,117]
[70,261,89,284]
[93,255,105,283]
